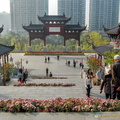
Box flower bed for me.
[0,97,120,112]
[14,83,75,86]
[25,51,84,56]
[32,77,67,79]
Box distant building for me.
[10,0,48,34]
[89,0,119,31]
[0,12,10,34]
[58,0,86,26]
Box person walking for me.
[48,57,50,62]
[46,67,49,76]
[111,55,120,100]
[57,55,59,60]
[45,57,47,63]
[100,70,112,99]
[24,69,28,80]
[81,63,84,69]
[79,62,82,68]
[85,74,93,97]
[96,68,104,85]
[73,60,76,68]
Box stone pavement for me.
[0,53,119,120]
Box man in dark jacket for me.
[111,55,120,100]
[100,70,112,99]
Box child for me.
[85,74,93,97]
[49,72,53,77]
[100,70,112,99]
[17,68,23,83]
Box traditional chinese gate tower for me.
[23,13,86,52]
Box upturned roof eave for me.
[92,44,114,56]
[0,25,4,33]
[38,15,71,22]
[22,25,44,31]
[103,25,120,35]
[0,44,15,56]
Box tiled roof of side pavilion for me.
[103,25,120,35]
[92,44,114,56]
[0,25,4,33]
[0,44,15,56]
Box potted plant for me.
[0,62,14,85]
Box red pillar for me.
[64,39,66,46]
[7,54,9,62]
[29,35,31,46]
[44,39,46,46]
[78,39,80,46]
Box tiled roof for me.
[38,14,71,21]
[22,24,44,31]
[0,25,4,33]
[93,44,114,56]
[0,44,15,55]
[103,25,120,35]
[65,24,86,31]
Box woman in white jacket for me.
[85,74,94,97]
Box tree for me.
[87,56,101,73]
[81,31,109,51]
[104,50,120,65]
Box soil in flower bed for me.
[32,76,68,79]
[13,83,75,86]
[1,97,120,112]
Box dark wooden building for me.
[23,13,86,52]
[0,26,15,66]
[92,44,113,66]
[91,25,120,66]
[103,24,120,40]
[103,24,120,49]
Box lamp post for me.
[21,58,22,69]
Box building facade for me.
[89,0,119,31]
[58,0,86,26]
[0,12,10,34]
[10,0,48,33]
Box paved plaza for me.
[0,53,120,120]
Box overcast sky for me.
[0,0,58,15]
[0,0,119,23]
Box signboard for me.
[49,27,61,33]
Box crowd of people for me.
[45,56,50,63]
[17,68,28,83]
[85,54,120,100]
[16,54,120,100]
[65,59,84,69]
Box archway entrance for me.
[23,13,86,52]
[46,35,64,51]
